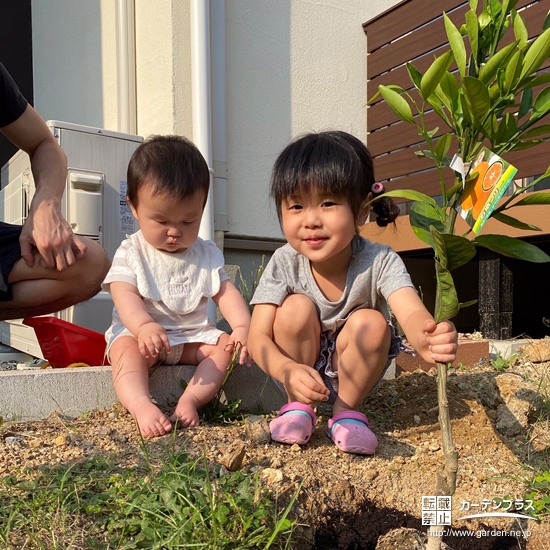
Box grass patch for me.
[0,435,300,549]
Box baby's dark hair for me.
[127,135,209,207]
[270,130,399,227]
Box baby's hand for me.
[423,319,458,364]
[137,322,171,359]
[284,364,330,404]
[227,326,252,366]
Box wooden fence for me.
[363,0,550,201]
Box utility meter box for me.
[0,121,142,357]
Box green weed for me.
[489,353,517,373]
[523,471,550,520]
[0,447,300,549]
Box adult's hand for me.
[20,194,87,270]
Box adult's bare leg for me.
[1,237,110,320]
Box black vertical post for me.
[478,248,513,339]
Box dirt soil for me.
[1,348,550,550]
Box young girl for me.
[248,131,457,455]
[103,135,252,438]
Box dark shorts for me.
[0,222,22,302]
[274,322,403,405]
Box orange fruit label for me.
[481,161,503,192]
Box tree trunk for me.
[425,362,458,550]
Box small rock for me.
[244,415,271,444]
[290,444,301,452]
[55,434,70,446]
[413,415,421,424]
[519,339,550,363]
[5,436,22,445]
[428,442,440,452]
[28,438,42,449]
[364,469,378,481]
[218,439,246,471]
[261,467,283,484]
[496,403,523,437]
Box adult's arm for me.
[1,104,87,270]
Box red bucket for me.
[23,317,109,368]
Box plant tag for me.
[449,153,467,187]
[455,147,517,234]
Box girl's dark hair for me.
[127,135,209,206]
[270,130,399,227]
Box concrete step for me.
[0,359,397,423]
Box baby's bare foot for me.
[129,397,172,438]
[171,398,200,427]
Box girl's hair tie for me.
[371,182,384,195]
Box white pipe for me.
[211,0,228,251]
[191,0,215,244]
[115,0,137,134]
[191,0,216,322]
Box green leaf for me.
[409,202,446,246]
[435,133,452,161]
[406,62,423,90]
[462,76,490,126]
[434,260,460,322]
[504,49,523,94]
[519,124,550,139]
[519,27,550,82]
[469,0,478,15]
[379,85,414,124]
[492,212,541,231]
[444,13,467,76]
[520,72,550,90]
[421,50,454,100]
[518,88,533,120]
[513,192,550,206]
[473,234,550,262]
[426,92,447,121]
[482,113,499,141]
[438,72,459,111]
[512,10,528,49]
[532,86,550,119]
[459,299,478,310]
[495,112,517,146]
[441,233,477,271]
[465,10,479,66]
[479,41,519,85]
[545,10,550,31]
[373,189,439,207]
[511,138,545,151]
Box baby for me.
[103,135,252,438]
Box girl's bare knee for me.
[273,294,318,335]
[340,309,390,348]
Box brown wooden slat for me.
[374,147,438,181]
[383,168,455,199]
[363,0,466,53]
[507,141,550,179]
[368,111,447,157]
[367,5,469,79]
[367,0,541,102]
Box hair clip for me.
[371,182,384,194]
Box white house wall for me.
[30,0,400,241]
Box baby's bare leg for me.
[171,335,232,427]
[110,336,172,438]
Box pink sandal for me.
[269,402,317,445]
[326,411,377,455]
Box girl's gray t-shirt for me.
[250,234,414,337]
